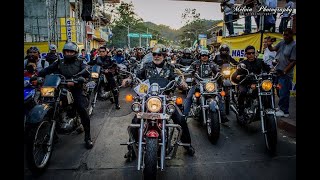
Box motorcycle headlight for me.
[222,70,231,76]
[166,103,175,114]
[40,87,55,97]
[261,80,273,91]
[205,82,216,92]
[146,97,162,113]
[91,72,99,79]
[131,102,141,112]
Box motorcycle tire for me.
[264,114,277,155]
[87,90,97,117]
[143,137,158,180]
[207,110,220,144]
[26,120,53,175]
[225,95,230,115]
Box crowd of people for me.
[220,0,295,36]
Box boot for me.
[184,145,195,156]
[84,133,93,149]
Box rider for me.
[45,44,59,65]
[38,42,94,149]
[113,48,126,64]
[90,46,121,110]
[213,44,239,66]
[234,45,271,123]
[183,49,229,123]
[124,44,196,157]
[24,46,49,72]
[177,48,194,66]
[135,47,145,61]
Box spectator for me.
[220,0,235,36]
[279,0,295,34]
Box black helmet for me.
[183,48,191,54]
[219,44,230,54]
[200,49,209,56]
[63,42,79,60]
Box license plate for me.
[87,81,96,88]
[137,112,170,120]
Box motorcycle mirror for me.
[237,63,246,69]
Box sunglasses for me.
[201,55,209,57]
[246,52,255,55]
[152,53,162,56]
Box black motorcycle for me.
[230,64,278,154]
[190,72,223,144]
[25,73,85,174]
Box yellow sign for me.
[200,38,207,47]
[60,18,76,42]
[150,40,157,48]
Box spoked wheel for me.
[143,137,158,180]
[207,110,220,144]
[264,114,278,155]
[26,120,53,174]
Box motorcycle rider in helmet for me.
[38,42,94,149]
[177,48,194,66]
[113,48,125,64]
[123,44,196,158]
[213,44,239,66]
[184,49,229,123]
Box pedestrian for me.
[267,28,296,117]
[279,0,295,34]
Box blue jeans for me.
[279,17,289,34]
[183,86,225,117]
[224,14,234,35]
[244,15,251,33]
[278,75,292,114]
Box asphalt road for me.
[24,87,296,180]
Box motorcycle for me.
[120,70,190,179]
[24,77,41,132]
[189,72,223,144]
[230,64,278,154]
[25,73,86,174]
[86,64,103,116]
[220,63,237,115]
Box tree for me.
[110,2,143,47]
[181,8,201,25]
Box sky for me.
[122,0,224,29]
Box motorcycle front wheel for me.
[143,137,158,180]
[207,110,220,144]
[26,120,53,175]
[264,114,277,154]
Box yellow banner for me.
[60,18,76,42]
[200,38,207,47]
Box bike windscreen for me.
[42,74,61,88]
[91,64,101,73]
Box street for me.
[24,87,296,180]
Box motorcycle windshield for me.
[141,52,153,68]
[91,65,101,73]
[43,74,61,88]
[24,88,35,101]
[24,77,30,88]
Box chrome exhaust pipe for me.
[230,105,238,115]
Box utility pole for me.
[128,25,130,48]
[146,28,148,47]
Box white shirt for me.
[263,48,276,68]
[156,67,162,74]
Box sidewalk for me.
[275,96,296,136]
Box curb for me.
[277,118,296,136]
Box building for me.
[24,0,118,56]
